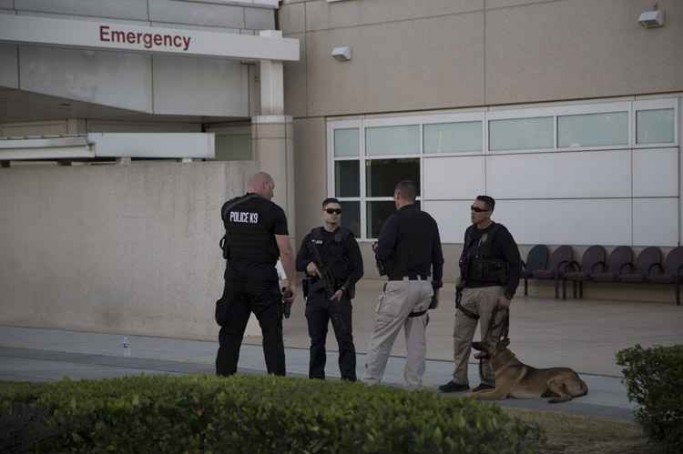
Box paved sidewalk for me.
[2,280,682,422]
[0,325,638,422]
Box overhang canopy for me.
[0,13,299,62]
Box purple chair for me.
[561,245,606,299]
[521,245,549,296]
[590,246,633,283]
[532,245,573,299]
[618,247,663,283]
[648,247,683,306]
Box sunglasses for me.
[470,206,490,213]
[325,208,342,215]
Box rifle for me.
[306,240,336,299]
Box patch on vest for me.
[229,211,259,224]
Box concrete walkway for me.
[2,280,682,422]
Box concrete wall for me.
[283,0,683,298]
[281,0,683,117]
[0,0,276,115]
[0,161,257,339]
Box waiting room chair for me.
[531,245,573,299]
[590,246,633,284]
[561,245,606,300]
[647,246,683,306]
[521,245,549,296]
[618,247,663,284]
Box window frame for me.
[327,98,680,241]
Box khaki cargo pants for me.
[364,279,433,387]
[452,286,507,386]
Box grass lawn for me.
[505,408,652,454]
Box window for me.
[334,128,359,157]
[328,98,678,241]
[366,125,419,156]
[335,160,360,197]
[339,201,361,238]
[366,158,420,197]
[558,112,628,148]
[489,117,554,151]
[424,121,482,154]
[637,109,675,144]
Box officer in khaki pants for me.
[364,180,444,388]
[439,195,521,393]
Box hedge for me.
[0,375,542,454]
[616,344,683,453]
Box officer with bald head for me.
[215,172,297,376]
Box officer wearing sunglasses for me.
[296,197,363,381]
[439,195,521,394]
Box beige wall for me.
[282,0,683,117]
[283,0,683,297]
[0,161,256,339]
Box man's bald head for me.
[247,172,275,200]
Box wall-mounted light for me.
[332,46,352,62]
[638,3,665,28]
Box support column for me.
[245,31,296,337]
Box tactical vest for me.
[221,194,279,265]
[461,223,509,285]
[307,226,355,297]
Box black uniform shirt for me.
[375,204,444,287]
[222,193,288,266]
[460,222,521,299]
[296,227,364,291]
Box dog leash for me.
[456,287,510,344]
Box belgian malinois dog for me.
[469,339,588,403]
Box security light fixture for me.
[638,5,664,28]
[332,46,352,62]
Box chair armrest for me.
[619,262,635,274]
[591,261,607,273]
[648,262,664,275]
[556,260,571,274]
[566,260,581,272]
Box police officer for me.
[296,197,363,381]
[364,180,444,387]
[215,172,297,377]
[439,195,521,393]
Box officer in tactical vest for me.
[215,172,297,377]
[364,180,444,388]
[439,195,521,393]
[296,198,363,381]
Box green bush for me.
[616,344,683,453]
[0,375,542,454]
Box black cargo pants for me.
[305,289,356,381]
[215,262,285,376]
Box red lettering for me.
[99,25,110,42]
[97,25,191,51]
[111,30,125,43]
